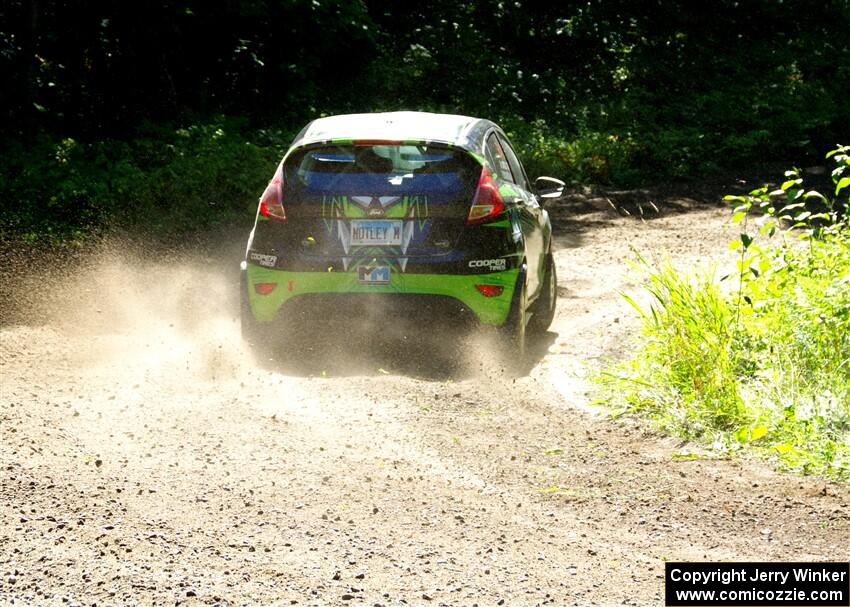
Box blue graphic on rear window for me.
[289,144,473,197]
[301,173,465,196]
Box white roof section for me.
[291,111,490,151]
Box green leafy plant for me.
[0,118,289,240]
[601,146,850,481]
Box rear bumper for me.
[244,263,518,326]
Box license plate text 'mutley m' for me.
[351,220,402,246]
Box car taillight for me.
[259,163,286,222]
[475,284,504,297]
[254,283,277,295]
[467,167,505,224]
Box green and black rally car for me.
[241,111,564,354]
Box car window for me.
[282,144,479,197]
[497,134,529,190]
[485,133,516,184]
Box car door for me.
[486,131,545,298]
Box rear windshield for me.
[283,144,479,197]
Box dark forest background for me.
[2,0,849,238]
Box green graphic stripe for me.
[483,219,510,228]
[246,265,518,326]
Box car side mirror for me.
[534,176,565,200]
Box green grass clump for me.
[612,259,748,437]
[602,146,850,480]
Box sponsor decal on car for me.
[358,266,390,285]
[249,252,277,268]
[468,258,507,271]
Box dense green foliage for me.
[1,119,290,239]
[2,1,849,236]
[602,147,850,480]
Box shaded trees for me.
[1,0,848,237]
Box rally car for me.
[240,111,564,355]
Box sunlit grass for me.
[600,147,850,481]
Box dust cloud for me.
[1,237,505,382]
[1,238,248,388]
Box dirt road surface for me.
[2,194,848,606]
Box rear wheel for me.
[499,269,527,363]
[529,252,557,334]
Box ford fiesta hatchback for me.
[240,111,564,355]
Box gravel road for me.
[2,194,848,606]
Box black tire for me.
[529,253,557,334]
[499,267,528,361]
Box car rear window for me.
[283,144,479,197]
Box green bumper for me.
[245,264,518,326]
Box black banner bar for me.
[665,562,850,606]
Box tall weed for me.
[612,257,747,437]
[602,146,850,480]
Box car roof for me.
[289,111,495,152]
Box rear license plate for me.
[350,219,402,246]
[358,266,390,285]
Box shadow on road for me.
[545,183,729,252]
[251,322,556,381]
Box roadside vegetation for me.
[601,146,850,481]
[0,119,289,242]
